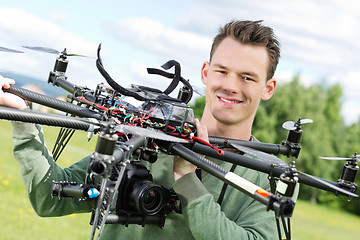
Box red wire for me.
[76,97,109,111]
[192,136,224,156]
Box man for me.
[0,20,279,239]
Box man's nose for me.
[222,74,240,94]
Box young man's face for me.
[201,37,276,127]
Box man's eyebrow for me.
[212,63,260,79]
[212,63,228,69]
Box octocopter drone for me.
[0,45,358,240]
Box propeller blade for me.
[67,53,89,57]
[300,119,313,124]
[22,46,60,55]
[319,157,353,161]
[22,46,90,58]
[231,143,287,166]
[282,118,313,130]
[192,86,205,96]
[0,46,23,53]
[282,121,296,130]
[299,171,358,197]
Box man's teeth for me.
[220,97,239,103]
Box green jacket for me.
[12,122,278,239]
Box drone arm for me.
[47,77,97,103]
[3,85,103,119]
[0,106,98,132]
[48,76,76,94]
[192,142,272,173]
[209,136,299,157]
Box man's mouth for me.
[218,96,241,104]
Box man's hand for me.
[173,118,209,181]
[0,75,27,109]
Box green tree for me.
[190,96,206,120]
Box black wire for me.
[217,164,237,205]
[95,44,147,101]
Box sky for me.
[0,0,359,124]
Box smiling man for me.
[174,21,278,178]
[172,20,281,239]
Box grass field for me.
[1,120,360,239]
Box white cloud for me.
[47,11,69,25]
[342,100,360,125]
[128,61,168,89]
[0,8,100,87]
[330,71,360,122]
[103,17,211,85]
[105,18,211,55]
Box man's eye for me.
[243,76,254,81]
[217,70,227,75]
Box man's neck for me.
[200,112,253,141]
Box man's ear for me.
[261,78,277,101]
[201,61,210,85]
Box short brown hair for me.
[210,20,280,80]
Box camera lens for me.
[142,188,161,209]
[130,181,164,215]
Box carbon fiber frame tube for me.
[4,85,103,119]
[171,143,227,180]
[0,106,94,131]
[48,76,76,93]
[48,77,97,103]
[209,136,298,157]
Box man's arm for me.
[1,76,93,216]
[173,169,278,240]
[12,121,93,216]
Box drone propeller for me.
[319,152,360,162]
[22,46,89,57]
[282,118,313,131]
[0,46,24,53]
